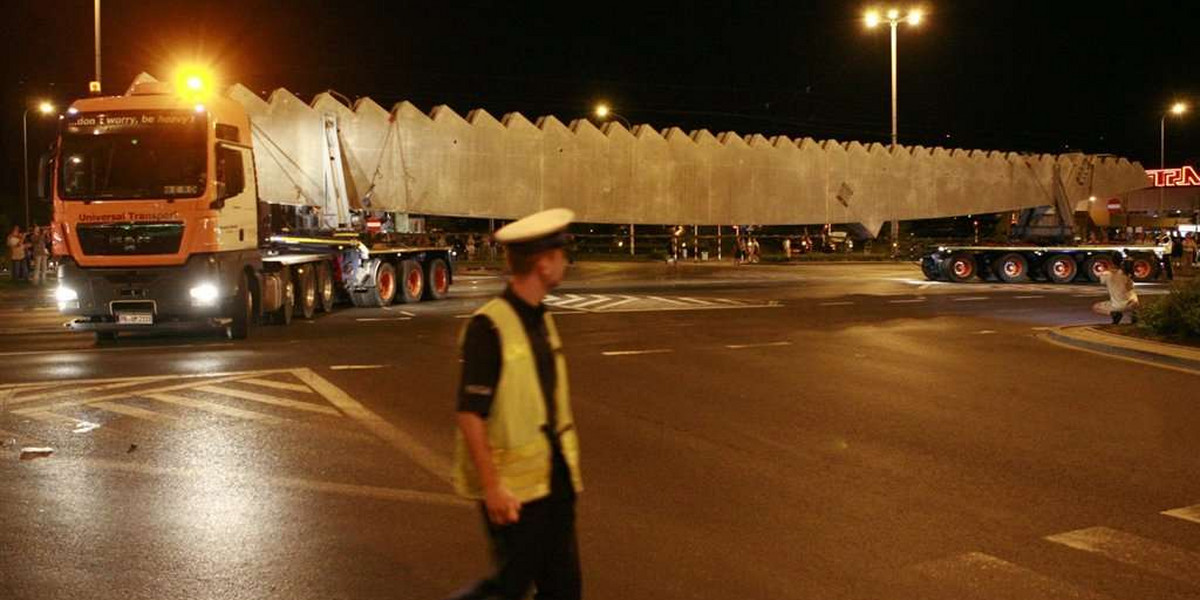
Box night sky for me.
[2,1,1197,224]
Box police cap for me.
[494,208,574,254]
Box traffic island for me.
[1044,325,1200,372]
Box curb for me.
[1044,326,1200,372]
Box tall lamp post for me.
[595,103,636,255]
[866,7,923,255]
[1159,101,1187,216]
[23,101,56,229]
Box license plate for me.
[116,312,153,325]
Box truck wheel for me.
[920,256,942,281]
[228,273,253,339]
[423,258,450,300]
[315,261,335,313]
[1129,255,1158,282]
[357,262,397,307]
[1045,254,1078,284]
[1083,255,1116,283]
[275,271,295,325]
[943,253,977,283]
[398,259,424,303]
[995,253,1030,283]
[295,266,317,320]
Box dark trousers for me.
[448,453,581,600]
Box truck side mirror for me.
[36,153,53,201]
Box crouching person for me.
[1098,260,1140,325]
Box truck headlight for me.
[189,283,220,305]
[55,286,79,310]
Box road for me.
[1,262,1197,600]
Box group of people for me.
[6,225,52,285]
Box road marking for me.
[952,297,989,302]
[454,314,474,319]
[819,301,855,306]
[907,552,1115,600]
[0,342,237,358]
[646,296,690,306]
[675,297,715,305]
[11,370,298,415]
[888,298,925,304]
[87,401,179,423]
[1045,526,1200,586]
[1014,295,1045,299]
[602,349,674,356]
[1162,503,1200,525]
[239,378,314,394]
[193,385,342,416]
[78,458,470,508]
[976,330,998,335]
[570,295,613,309]
[398,310,416,317]
[600,295,639,310]
[725,341,792,349]
[329,365,386,371]
[291,368,451,483]
[144,392,289,425]
[355,317,412,322]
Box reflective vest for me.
[453,297,583,503]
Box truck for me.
[43,76,454,341]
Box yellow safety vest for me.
[453,297,583,503]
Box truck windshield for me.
[58,110,207,200]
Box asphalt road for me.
[0,262,1197,600]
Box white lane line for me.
[646,296,691,306]
[952,297,989,302]
[888,299,925,304]
[602,349,675,356]
[239,378,314,394]
[290,368,451,483]
[570,295,613,309]
[675,297,715,306]
[593,304,781,314]
[1014,295,1045,299]
[329,365,386,371]
[1045,526,1200,586]
[597,295,639,310]
[819,301,856,306]
[398,310,416,317]
[725,341,792,350]
[1162,504,1200,525]
[549,294,589,307]
[355,317,412,322]
[711,298,748,305]
[976,330,998,335]
[908,552,1115,600]
[454,314,474,319]
[193,385,342,416]
[88,401,179,423]
[143,392,289,425]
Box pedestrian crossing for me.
[1,368,354,433]
[905,501,1200,598]
[542,293,780,313]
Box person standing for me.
[1159,234,1175,281]
[448,208,584,600]
[30,226,50,286]
[6,226,26,282]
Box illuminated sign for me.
[64,110,204,135]
[1146,166,1200,187]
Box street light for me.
[865,6,923,252]
[1160,101,1188,215]
[594,103,631,129]
[23,101,56,229]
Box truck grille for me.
[77,223,184,256]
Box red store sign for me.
[1146,166,1200,187]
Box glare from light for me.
[173,64,216,100]
[67,107,79,116]
[189,283,220,304]
[70,157,83,164]
[595,104,610,119]
[195,104,206,113]
[907,9,923,25]
[865,10,881,27]
[37,101,55,115]
[1170,102,1188,116]
[887,8,900,19]
[55,286,78,306]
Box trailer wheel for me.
[1083,255,1116,283]
[1044,254,1078,284]
[423,258,450,300]
[315,261,335,313]
[354,261,398,308]
[1130,255,1158,282]
[399,259,424,303]
[228,272,253,339]
[295,266,317,320]
[920,256,942,281]
[943,253,977,282]
[995,253,1030,283]
[275,268,295,325]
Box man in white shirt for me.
[1098,260,1139,324]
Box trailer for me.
[45,75,453,340]
[921,244,1166,284]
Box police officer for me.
[447,208,584,600]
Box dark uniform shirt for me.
[458,287,572,500]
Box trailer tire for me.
[920,256,942,281]
[228,272,253,339]
[993,253,1030,283]
[398,259,424,303]
[1045,254,1078,284]
[1129,255,1159,282]
[943,253,978,282]
[1084,255,1116,283]
[274,268,295,325]
[315,261,335,313]
[355,262,397,308]
[423,258,450,300]
[295,266,317,320]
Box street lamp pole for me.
[595,103,636,255]
[1160,102,1188,216]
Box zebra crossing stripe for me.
[143,392,290,425]
[239,378,314,394]
[646,296,691,306]
[675,297,715,305]
[88,400,179,423]
[908,551,1116,600]
[1162,504,1200,525]
[193,385,342,416]
[600,295,639,310]
[11,371,295,416]
[1045,526,1200,586]
[570,295,613,309]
